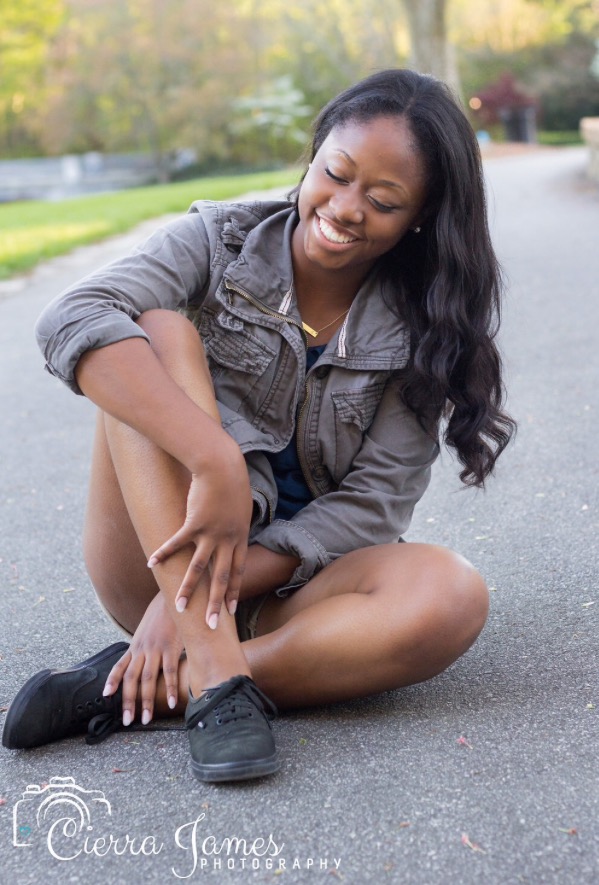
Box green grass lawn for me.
[0,167,300,280]
[537,130,583,146]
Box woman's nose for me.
[329,187,364,225]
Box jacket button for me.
[315,366,329,379]
[313,467,326,479]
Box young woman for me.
[3,69,514,782]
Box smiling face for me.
[292,115,429,284]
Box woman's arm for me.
[36,213,212,394]
[76,336,252,619]
[76,337,225,473]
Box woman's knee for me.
[411,545,488,640]
[367,545,489,681]
[361,544,489,654]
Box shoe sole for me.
[190,752,281,783]
[2,642,129,750]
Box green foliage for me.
[230,76,312,165]
[2,0,599,158]
[0,0,66,155]
[537,130,583,144]
[462,31,599,132]
[0,167,300,279]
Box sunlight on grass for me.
[0,167,300,280]
[1,222,112,277]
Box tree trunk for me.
[402,0,461,97]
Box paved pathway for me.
[0,148,598,884]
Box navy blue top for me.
[266,345,326,520]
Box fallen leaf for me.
[458,736,474,749]
[111,768,130,773]
[0,798,7,806]
[398,821,411,828]
[558,827,577,836]
[33,596,45,606]
[461,833,486,853]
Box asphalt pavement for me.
[0,146,598,885]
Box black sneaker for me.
[185,674,280,782]
[2,642,130,749]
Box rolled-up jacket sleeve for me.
[254,378,439,593]
[35,213,212,394]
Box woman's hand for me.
[147,440,253,630]
[103,593,184,726]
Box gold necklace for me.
[301,307,350,339]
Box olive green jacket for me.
[36,200,439,593]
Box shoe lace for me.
[186,675,277,731]
[84,695,186,746]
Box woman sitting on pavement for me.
[3,68,515,783]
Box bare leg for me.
[245,543,489,708]
[84,411,158,634]
[85,310,249,721]
[82,312,488,714]
[86,428,487,710]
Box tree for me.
[401,0,461,95]
[0,0,65,155]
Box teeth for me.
[318,216,356,244]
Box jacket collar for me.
[223,204,411,370]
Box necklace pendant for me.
[301,322,318,338]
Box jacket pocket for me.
[199,309,276,378]
[330,382,387,479]
[331,383,386,431]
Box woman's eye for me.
[325,167,347,184]
[368,196,397,213]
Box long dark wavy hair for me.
[298,68,516,487]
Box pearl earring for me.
[412,226,421,233]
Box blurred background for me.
[1,0,598,276]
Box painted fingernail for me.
[208,613,218,630]
[227,599,238,616]
[176,597,187,613]
[103,682,113,697]
[141,709,151,726]
[168,695,177,710]
[122,710,133,727]
[147,556,158,568]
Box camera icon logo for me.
[12,776,111,848]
